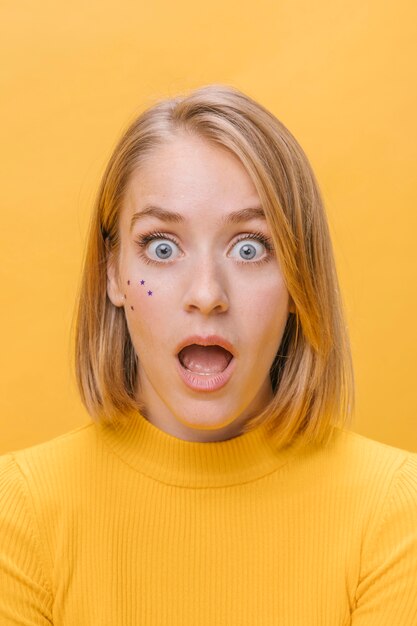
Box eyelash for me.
[134,230,274,266]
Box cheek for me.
[237,279,289,347]
[123,277,154,312]
[122,275,172,342]
[236,274,289,317]
[267,284,290,332]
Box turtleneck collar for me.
[96,410,299,488]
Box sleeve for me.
[0,453,53,625]
[351,452,417,625]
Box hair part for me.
[72,83,355,450]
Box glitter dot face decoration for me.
[121,277,153,312]
[105,132,293,443]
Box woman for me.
[1,84,416,624]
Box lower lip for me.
[175,355,236,392]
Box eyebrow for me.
[129,205,266,232]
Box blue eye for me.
[135,231,180,264]
[230,235,271,262]
[135,230,274,266]
[149,239,178,261]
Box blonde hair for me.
[72,83,355,450]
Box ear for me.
[105,238,125,308]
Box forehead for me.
[123,134,263,227]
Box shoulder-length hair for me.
[72,83,355,450]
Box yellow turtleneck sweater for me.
[1,412,416,625]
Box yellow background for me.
[1,0,416,454]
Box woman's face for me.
[106,132,292,442]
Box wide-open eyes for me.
[228,233,274,263]
[134,230,274,266]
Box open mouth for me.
[177,344,234,375]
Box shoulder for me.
[323,426,417,481]
[293,426,417,520]
[0,421,99,505]
[339,433,417,619]
[319,427,417,529]
[1,420,96,461]
[0,427,98,620]
[3,420,96,459]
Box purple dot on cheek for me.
[131,306,134,311]
[127,280,130,285]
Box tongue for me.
[179,345,232,374]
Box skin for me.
[106,132,294,442]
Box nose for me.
[182,256,229,314]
